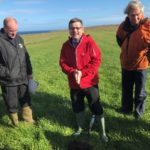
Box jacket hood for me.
[0,28,10,40]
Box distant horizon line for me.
[19,24,119,35]
[18,29,62,35]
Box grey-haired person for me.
[0,17,35,126]
[116,0,150,119]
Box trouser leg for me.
[1,86,18,113]
[18,84,34,123]
[1,86,19,126]
[134,70,147,118]
[85,85,108,142]
[18,84,31,108]
[85,85,103,115]
[121,69,134,113]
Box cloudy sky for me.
[0,0,149,31]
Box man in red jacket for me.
[59,18,108,142]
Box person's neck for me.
[131,23,139,27]
[72,38,80,43]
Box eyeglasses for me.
[5,28,18,33]
[69,27,82,30]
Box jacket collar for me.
[0,28,19,48]
[68,34,85,47]
[0,28,10,40]
[123,15,145,32]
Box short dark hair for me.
[68,18,83,29]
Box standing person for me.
[0,17,34,126]
[116,0,150,119]
[59,18,108,142]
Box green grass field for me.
[0,26,150,150]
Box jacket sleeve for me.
[81,38,101,77]
[116,35,123,47]
[25,51,32,75]
[59,44,75,76]
[116,24,124,47]
[0,49,9,78]
[146,44,150,62]
[142,19,150,44]
[20,37,32,75]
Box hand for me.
[74,70,82,85]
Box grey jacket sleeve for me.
[25,50,32,75]
[0,49,9,77]
[20,37,33,75]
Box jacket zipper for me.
[75,37,83,68]
[125,35,131,56]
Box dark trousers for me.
[1,84,31,113]
[121,69,147,117]
[70,85,103,115]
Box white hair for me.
[124,0,144,14]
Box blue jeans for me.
[121,69,147,117]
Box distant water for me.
[19,30,53,35]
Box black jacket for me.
[0,28,32,86]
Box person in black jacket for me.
[0,17,34,126]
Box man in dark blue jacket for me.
[0,17,34,126]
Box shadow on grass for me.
[0,92,150,150]
[44,129,93,150]
[31,92,150,150]
[104,115,150,150]
[44,115,150,150]
[31,92,76,128]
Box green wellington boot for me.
[73,111,85,136]
[96,115,108,142]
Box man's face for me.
[4,21,18,39]
[69,22,84,40]
[128,8,143,25]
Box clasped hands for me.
[73,69,82,85]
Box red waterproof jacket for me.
[59,34,101,89]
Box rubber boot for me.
[96,115,108,142]
[89,114,96,133]
[73,111,85,136]
[10,113,19,126]
[22,106,35,123]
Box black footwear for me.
[134,112,141,120]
